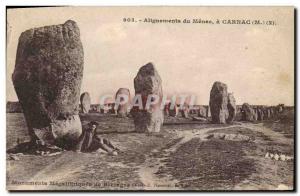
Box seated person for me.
[75,121,119,155]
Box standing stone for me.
[12,20,84,149]
[267,108,271,119]
[80,92,91,114]
[241,103,255,121]
[253,108,258,121]
[257,107,264,121]
[235,105,243,121]
[263,107,268,119]
[180,102,190,118]
[108,103,117,114]
[163,103,170,116]
[168,103,178,117]
[206,106,211,118]
[198,105,207,118]
[115,88,130,117]
[277,104,284,113]
[270,107,274,118]
[91,104,101,113]
[132,62,164,133]
[227,93,236,123]
[96,105,101,113]
[189,108,196,115]
[100,107,106,114]
[209,82,229,124]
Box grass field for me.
[6,111,294,191]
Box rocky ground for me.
[6,111,294,191]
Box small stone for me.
[280,154,286,161]
[47,152,63,156]
[265,152,270,158]
[276,184,290,190]
[218,134,225,140]
[8,154,19,161]
[286,156,293,161]
[152,149,159,153]
[274,154,279,161]
[205,134,214,139]
[192,116,207,122]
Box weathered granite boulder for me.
[209,82,229,124]
[132,62,164,133]
[12,20,84,149]
[227,93,236,123]
[241,103,255,121]
[80,92,91,114]
[115,88,130,117]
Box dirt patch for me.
[157,138,256,190]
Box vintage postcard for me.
[6,6,294,191]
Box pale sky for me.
[6,7,294,106]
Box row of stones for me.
[10,20,279,150]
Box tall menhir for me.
[12,20,84,149]
[132,62,164,133]
[209,81,236,124]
